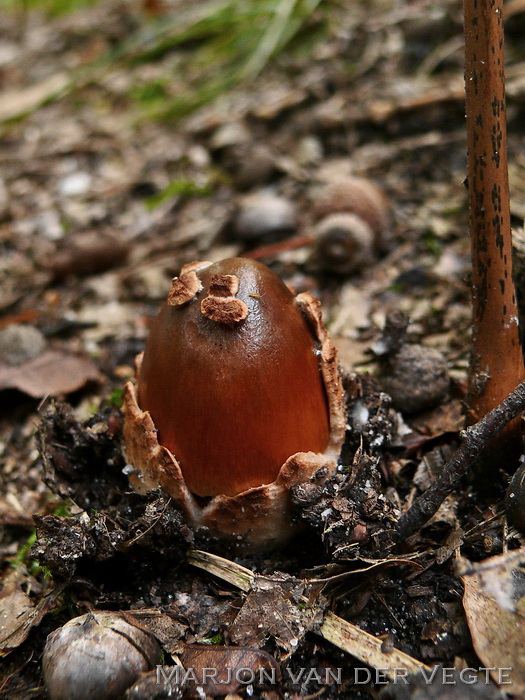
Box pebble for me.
[58,172,92,197]
[231,191,296,240]
[0,324,47,366]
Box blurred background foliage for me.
[5,0,101,15]
[4,0,330,121]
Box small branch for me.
[397,380,525,540]
[188,549,429,678]
[243,234,313,261]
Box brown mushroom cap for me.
[137,258,331,498]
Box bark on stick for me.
[464,0,524,424]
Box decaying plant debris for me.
[2,1,525,698]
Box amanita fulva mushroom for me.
[123,258,345,548]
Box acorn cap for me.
[310,213,375,275]
[312,176,390,251]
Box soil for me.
[1,1,525,699]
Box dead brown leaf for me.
[409,399,465,435]
[0,350,101,398]
[124,610,186,656]
[180,645,279,696]
[0,568,64,656]
[44,232,129,280]
[229,574,326,657]
[0,582,34,655]
[461,550,525,693]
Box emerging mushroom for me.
[123,258,345,548]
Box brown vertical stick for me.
[463,0,524,430]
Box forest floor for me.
[1,1,525,698]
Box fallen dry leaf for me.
[461,550,525,694]
[0,568,64,656]
[44,232,129,280]
[189,550,430,679]
[229,574,326,657]
[180,645,279,697]
[0,586,34,655]
[123,610,186,656]
[460,549,525,612]
[0,350,101,398]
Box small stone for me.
[0,324,47,366]
[58,172,92,197]
[187,144,210,168]
[210,121,251,150]
[295,135,323,166]
[231,191,296,240]
[234,144,276,189]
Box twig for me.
[188,549,429,678]
[397,379,525,540]
[243,234,314,261]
